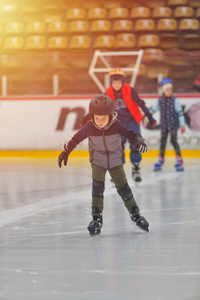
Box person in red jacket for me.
[107,68,156,182]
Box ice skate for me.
[154,155,164,171]
[87,207,103,236]
[132,163,142,182]
[174,155,184,171]
[130,206,149,232]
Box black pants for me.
[160,129,181,157]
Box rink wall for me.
[0,94,200,158]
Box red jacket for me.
[106,84,143,124]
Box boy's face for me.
[94,115,109,128]
[112,79,123,91]
[164,86,173,97]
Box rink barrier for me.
[0,94,200,151]
[0,149,199,158]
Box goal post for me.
[88,49,144,93]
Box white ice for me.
[0,157,200,300]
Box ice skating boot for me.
[130,206,149,232]
[132,163,142,182]
[174,155,184,171]
[87,207,103,236]
[154,155,164,171]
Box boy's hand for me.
[58,151,69,168]
[180,126,185,134]
[128,132,147,153]
[136,136,148,153]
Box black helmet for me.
[89,94,116,115]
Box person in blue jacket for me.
[150,78,186,171]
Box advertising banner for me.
[0,96,199,150]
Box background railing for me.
[1,50,200,96]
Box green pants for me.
[91,164,137,213]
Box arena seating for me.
[26,22,46,35]
[4,22,25,35]
[115,33,136,49]
[25,35,47,50]
[90,20,112,33]
[43,10,63,23]
[138,34,160,48]
[156,18,178,32]
[152,7,172,18]
[69,21,90,33]
[0,1,199,52]
[189,0,200,8]
[69,35,91,50]
[0,0,199,94]
[3,37,24,51]
[179,18,199,31]
[143,48,164,62]
[47,22,68,34]
[47,36,68,50]
[65,8,86,20]
[113,19,133,32]
[87,8,107,20]
[174,6,194,18]
[135,19,155,33]
[160,34,180,50]
[196,7,200,18]
[168,0,188,7]
[130,7,151,19]
[108,7,129,19]
[93,35,115,49]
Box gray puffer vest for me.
[88,113,122,169]
[66,112,139,170]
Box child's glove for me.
[58,146,69,168]
[146,113,157,127]
[136,136,148,153]
[180,126,185,134]
[128,131,148,153]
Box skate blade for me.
[175,167,184,171]
[87,221,102,236]
[89,230,101,236]
[136,224,149,232]
[134,176,142,182]
[132,174,142,182]
[154,167,161,171]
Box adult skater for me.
[106,68,156,182]
[151,78,186,171]
[58,94,149,235]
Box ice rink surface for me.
[0,157,200,300]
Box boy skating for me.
[106,68,156,182]
[150,78,186,171]
[81,68,156,182]
[58,95,149,235]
